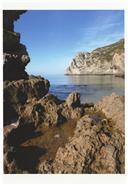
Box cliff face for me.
[65,39,124,76]
[3,11,50,125]
[3,10,30,81]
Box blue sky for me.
[14,10,124,75]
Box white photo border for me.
[0,0,128,185]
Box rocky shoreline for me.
[3,11,125,174]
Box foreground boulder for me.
[19,93,84,128]
[4,75,50,125]
[66,92,80,108]
[95,93,124,131]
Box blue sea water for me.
[43,74,124,103]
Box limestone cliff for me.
[65,39,124,76]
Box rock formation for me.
[4,75,50,125]
[3,10,30,81]
[3,10,124,174]
[3,11,50,125]
[3,10,50,173]
[38,94,125,174]
[65,39,124,77]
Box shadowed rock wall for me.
[3,10,50,125]
[3,10,29,81]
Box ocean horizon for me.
[42,74,124,103]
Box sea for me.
[43,74,124,103]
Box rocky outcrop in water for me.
[65,39,124,77]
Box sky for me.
[14,10,124,75]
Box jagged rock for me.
[41,113,124,174]
[3,10,27,31]
[4,122,19,153]
[95,93,124,131]
[4,76,50,125]
[4,147,19,174]
[65,39,124,76]
[38,94,124,174]
[3,10,29,81]
[38,160,53,174]
[90,145,116,173]
[3,52,29,81]
[20,93,64,128]
[3,10,125,174]
[4,119,43,173]
[19,93,84,128]
[66,92,80,108]
[3,10,52,173]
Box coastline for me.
[65,73,124,78]
[3,10,125,174]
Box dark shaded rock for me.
[66,92,80,108]
[3,31,20,52]
[14,146,45,173]
[3,10,27,31]
[4,122,19,151]
[3,10,29,81]
[4,145,45,174]
[4,147,20,174]
[4,121,37,147]
[4,120,44,173]
[3,10,51,174]
[3,44,30,81]
[4,76,50,125]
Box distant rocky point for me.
[65,39,124,77]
